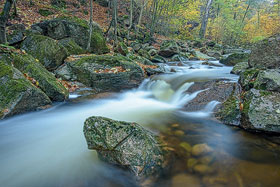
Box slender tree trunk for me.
[127,0,133,42]
[13,0,17,17]
[113,0,118,46]
[87,0,93,50]
[136,0,147,33]
[0,0,13,44]
[199,0,213,39]
[241,0,251,23]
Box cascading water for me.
[1,61,279,187]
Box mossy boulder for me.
[0,61,51,119]
[220,53,250,66]
[31,17,109,54]
[68,55,145,92]
[116,42,129,56]
[21,34,68,70]
[254,69,280,92]
[59,38,86,55]
[249,34,280,69]
[239,68,260,91]
[231,62,249,75]
[159,40,180,58]
[84,116,167,178]
[12,53,69,101]
[215,83,242,126]
[241,89,280,133]
[191,50,214,60]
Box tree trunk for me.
[87,0,93,50]
[199,0,213,39]
[113,0,118,46]
[127,0,133,42]
[0,0,13,44]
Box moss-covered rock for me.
[241,89,280,133]
[68,55,144,92]
[0,61,51,119]
[239,68,260,91]
[116,42,129,56]
[12,53,69,101]
[21,34,68,70]
[84,116,167,178]
[254,69,280,92]
[159,40,180,58]
[249,34,280,69]
[231,61,249,75]
[31,17,109,54]
[38,9,54,17]
[59,38,86,55]
[220,53,250,66]
[215,83,241,126]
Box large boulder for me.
[249,34,280,69]
[191,50,214,61]
[58,38,86,56]
[185,80,239,112]
[83,116,167,178]
[21,34,68,70]
[220,53,249,66]
[67,55,145,92]
[231,62,249,75]
[159,41,180,58]
[241,89,280,133]
[12,53,69,101]
[0,61,51,119]
[31,17,109,54]
[254,69,280,92]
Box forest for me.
[0,0,280,187]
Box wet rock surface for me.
[83,116,168,179]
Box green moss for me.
[38,9,54,17]
[0,61,13,78]
[12,53,68,101]
[57,16,89,28]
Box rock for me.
[201,61,223,67]
[116,42,128,56]
[95,0,109,7]
[231,62,249,75]
[7,24,26,45]
[12,53,69,101]
[51,0,66,8]
[59,38,86,55]
[159,40,180,58]
[38,9,54,17]
[249,34,280,69]
[54,63,76,81]
[83,116,167,178]
[68,55,144,92]
[138,48,151,59]
[185,80,239,112]
[220,53,250,66]
[223,48,249,54]
[187,158,198,170]
[192,50,214,60]
[171,173,201,187]
[151,55,167,63]
[179,142,192,153]
[130,42,142,52]
[148,48,158,56]
[193,164,214,175]
[206,41,216,47]
[239,69,260,91]
[207,51,222,60]
[215,82,242,126]
[31,17,109,54]
[241,89,280,133]
[0,61,51,119]
[21,34,68,70]
[191,144,212,157]
[254,69,280,92]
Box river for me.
[0,60,280,187]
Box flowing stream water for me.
[0,60,280,187]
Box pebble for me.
[191,143,212,157]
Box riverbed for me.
[1,60,280,187]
